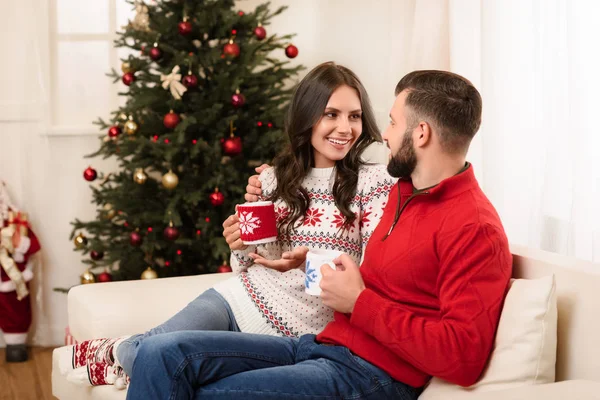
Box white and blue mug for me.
[305,249,342,296]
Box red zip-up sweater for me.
[316,164,512,388]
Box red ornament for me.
[217,262,232,273]
[122,72,136,85]
[182,74,198,88]
[149,46,162,61]
[98,271,113,283]
[108,125,122,137]
[285,44,299,59]
[238,11,245,16]
[178,20,193,35]
[163,226,180,241]
[163,111,180,129]
[223,42,240,58]
[90,250,104,261]
[209,189,225,206]
[231,92,246,108]
[222,136,242,156]
[83,167,97,182]
[129,231,143,247]
[254,25,266,40]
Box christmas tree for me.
[68,0,303,285]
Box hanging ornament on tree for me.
[122,72,136,86]
[130,1,150,32]
[182,61,198,89]
[163,221,180,241]
[222,121,242,156]
[133,168,148,184]
[80,270,96,284]
[121,62,132,74]
[254,23,266,40]
[231,89,245,108]
[103,204,116,220]
[97,269,113,283]
[160,66,187,100]
[103,203,116,220]
[149,42,162,61]
[285,44,299,58]
[182,72,198,89]
[209,188,225,206]
[90,250,104,261]
[222,136,242,156]
[141,267,158,280]
[178,17,193,36]
[217,261,232,273]
[74,233,88,249]
[163,110,181,129]
[124,117,139,135]
[108,125,122,138]
[161,170,179,190]
[129,230,143,247]
[223,38,240,58]
[83,166,97,182]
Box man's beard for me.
[387,128,417,179]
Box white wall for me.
[1,0,445,346]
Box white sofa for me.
[52,245,600,399]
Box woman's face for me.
[311,85,363,168]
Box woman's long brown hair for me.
[268,62,381,234]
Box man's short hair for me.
[395,70,482,154]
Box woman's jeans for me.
[125,332,419,400]
[116,288,240,375]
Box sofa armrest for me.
[68,273,233,341]
[426,380,600,400]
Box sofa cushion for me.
[420,274,557,399]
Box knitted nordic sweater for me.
[213,164,396,337]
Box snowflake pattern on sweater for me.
[214,164,396,338]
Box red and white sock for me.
[57,336,129,376]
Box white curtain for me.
[444,0,600,262]
[0,0,53,345]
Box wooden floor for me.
[0,347,55,400]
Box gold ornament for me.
[133,168,148,184]
[74,233,88,249]
[161,170,179,190]
[124,119,139,135]
[121,62,132,74]
[80,270,96,284]
[131,1,150,32]
[103,203,116,220]
[141,267,158,280]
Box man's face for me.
[382,91,417,178]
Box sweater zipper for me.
[382,190,430,241]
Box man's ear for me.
[414,121,432,148]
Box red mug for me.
[237,201,278,245]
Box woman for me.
[58,61,396,388]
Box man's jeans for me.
[117,288,240,376]
[126,331,419,400]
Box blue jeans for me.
[126,332,419,400]
[117,289,240,376]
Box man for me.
[126,70,512,400]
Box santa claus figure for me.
[0,181,41,362]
